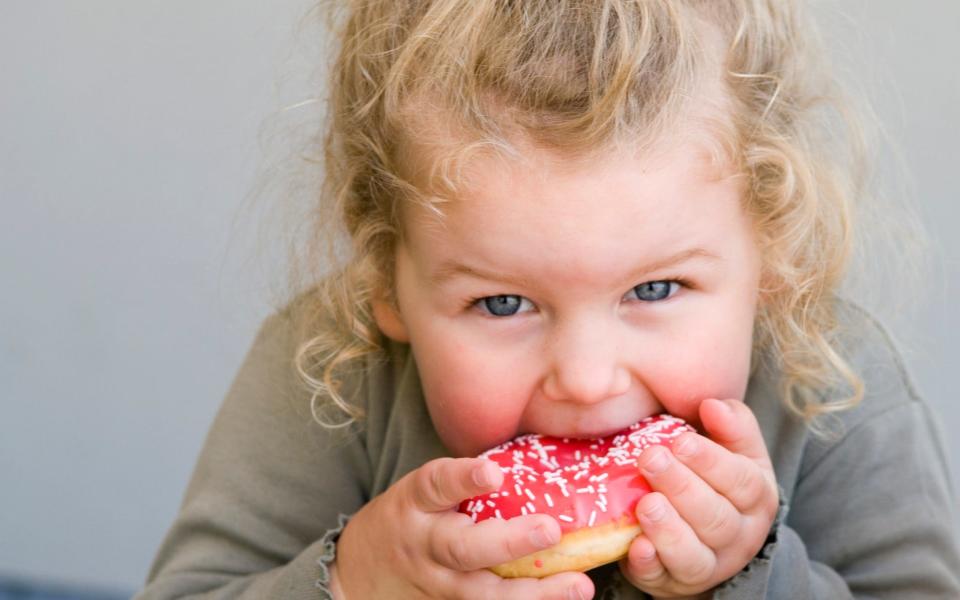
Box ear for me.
[372,297,410,343]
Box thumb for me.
[698,398,770,464]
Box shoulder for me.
[230,288,378,447]
[795,297,936,478]
[780,300,960,596]
[268,288,432,451]
[827,296,924,424]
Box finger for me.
[456,568,595,600]
[669,432,779,514]
[429,511,562,572]
[698,398,772,466]
[638,444,742,548]
[407,457,503,513]
[634,492,717,587]
[620,534,669,589]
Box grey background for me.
[2,0,957,594]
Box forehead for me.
[409,130,740,217]
[395,104,739,237]
[401,136,748,287]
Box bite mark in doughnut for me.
[457,414,694,578]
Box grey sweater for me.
[135,301,960,599]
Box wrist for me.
[329,561,346,600]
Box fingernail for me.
[642,499,666,522]
[472,464,492,487]
[567,584,587,600]
[529,525,559,548]
[672,434,698,458]
[641,448,669,475]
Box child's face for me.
[374,137,763,457]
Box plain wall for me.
[1,0,957,593]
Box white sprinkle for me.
[521,506,528,516]
[576,485,596,494]
[526,501,536,513]
[544,492,554,508]
[515,484,522,496]
[588,510,597,527]
[590,473,609,482]
[486,500,496,507]
[524,488,536,501]
[560,486,571,497]
[575,450,582,461]
[490,493,499,498]
[495,509,503,520]
[471,512,478,523]
[559,514,574,523]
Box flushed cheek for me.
[647,339,753,425]
[415,347,530,456]
[425,389,525,456]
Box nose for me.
[541,317,632,405]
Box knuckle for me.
[733,459,758,498]
[634,563,667,585]
[668,472,696,499]
[697,442,720,472]
[444,534,474,571]
[682,554,716,586]
[502,526,527,559]
[418,458,453,507]
[703,502,733,539]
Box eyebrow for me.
[430,247,721,288]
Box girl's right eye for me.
[473,295,534,317]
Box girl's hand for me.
[619,398,779,599]
[333,456,596,600]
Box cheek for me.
[648,313,755,424]
[412,337,529,456]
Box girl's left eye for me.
[624,280,682,302]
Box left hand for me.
[619,398,779,599]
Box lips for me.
[533,420,647,441]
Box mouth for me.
[543,421,647,441]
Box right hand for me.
[333,456,596,599]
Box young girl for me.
[136,1,960,598]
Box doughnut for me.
[457,414,694,578]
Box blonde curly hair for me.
[273,0,914,431]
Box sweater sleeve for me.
[714,396,960,597]
[133,309,371,600]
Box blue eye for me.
[627,280,680,302]
[478,295,527,317]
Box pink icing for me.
[457,414,694,533]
